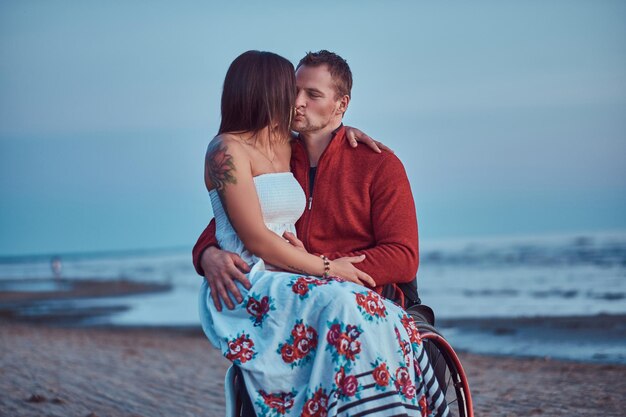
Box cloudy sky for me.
[1,0,625,256]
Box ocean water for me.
[420,232,626,318]
[1,231,625,362]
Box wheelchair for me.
[405,303,474,417]
[223,282,474,417]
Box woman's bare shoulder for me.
[207,133,245,153]
[205,134,249,191]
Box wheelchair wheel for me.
[415,321,473,417]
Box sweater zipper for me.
[298,144,313,250]
[304,139,333,250]
[303,127,335,248]
[303,163,314,250]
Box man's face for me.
[292,64,346,133]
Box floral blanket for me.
[199,265,449,416]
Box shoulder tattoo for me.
[206,140,237,191]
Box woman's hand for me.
[329,255,376,287]
[344,126,394,154]
[283,231,307,253]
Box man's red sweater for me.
[192,126,419,304]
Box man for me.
[193,50,420,312]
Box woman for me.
[199,50,448,417]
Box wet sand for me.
[438,313,626,364]
[0,277,171,324]
[1,321,625,417]
[0,278,171,303]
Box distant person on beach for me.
[50,256,62,279]
[197,50,447,416]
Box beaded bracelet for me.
[320,255,330,278]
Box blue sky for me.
[1,1,625,255]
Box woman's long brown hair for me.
[218,50,296,142]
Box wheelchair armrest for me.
[405,304,436,326]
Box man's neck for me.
[299,122,342,167]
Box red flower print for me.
[366,298,379,315]
[240,348,254,362]
[280,343,297,364]
[335,334,352,356]
[334,366,359,397]
[395,327,403,344]
[279,321,317,367]
[327,323,341,346]
[292,279,309,297]
[402,382,417,399]
[260,390,295,414]
[246,297,259,316]
[346,339,361,361]
[326,322,362,361]
[259,296,270,311]
[346,324,361,340]
[246,295,271,326]
[376,296,386,312]
[302,397,322,417]
[419,395,430,417]
[306,325,318,344]
[401,340,412,366]
[334,367,346,386]
[373,362,390,387]
[225,341,241,361]
[225,333,256,364]
[313,388,327,402]
[355,293,367,308]
[413,357,422,377]
[355,291,387,319]
[292,323,318,359]
[401,314,422,345]
[302,388,329,417]
[295,336,312,358]
[292,322,307,338]
[395,366,411,387]
[339,374,358,397]
[394,366,416,400]
[302,276,326,286]
[394,326,413,365]
[291,276,329,299]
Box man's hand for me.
[283,231,307,252]
[344,126,394,154]
[201,246,251,311]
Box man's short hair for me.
[297,50,353,99]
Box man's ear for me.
[336,95,350,116]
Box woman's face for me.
[292,65,344,133]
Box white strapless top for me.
[209,172,306,267]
